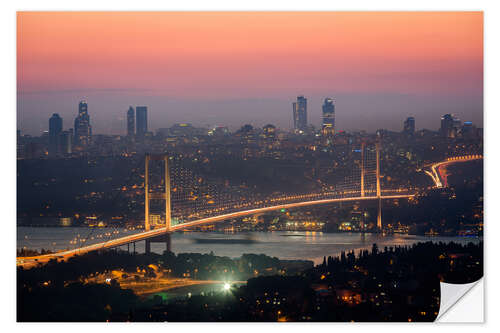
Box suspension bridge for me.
[18,143,481,268]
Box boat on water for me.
[193,235,258,244]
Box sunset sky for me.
[17,12,483,135]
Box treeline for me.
[17,251,305,321]
[18,251,296,288]
[136,241,483,322]
[17,241,482,322]
[17,248,53,257]
[312,241,483,284]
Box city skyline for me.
[17,12,483,136]
[19,96,482,137]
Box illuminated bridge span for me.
[18,141,415,268]
[17,194,414,268]
[424,154,483,188]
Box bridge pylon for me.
[144,154,172,232]
[376,141,382,230]
[360,142,365,198]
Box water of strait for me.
[17,227,481,265]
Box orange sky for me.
[17,12,482,96]
[16,12,483,134]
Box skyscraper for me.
[59,130,73,154]
[127,106,135,137]
[461,121,476,139]
[136,106,148,138]
[292,96,307,132]
[321,98,335,136]
[49,113,63,156]
[74,100,92,147]
[403,117,415,135]
[440,114,458,138]
[453,117,462,134]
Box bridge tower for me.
[376,141,382,230]
[360,142,365,198]
[144,153,172,253]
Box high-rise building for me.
[49,113,63,156]
[403,117,415,135]
[292,96,307,132]
[74,100,92,147]
[59,130,73,154]
[263,124,276,139]
[42,131,49,146]
[136,106,148,138]
[321,98,335,136]
[453,117,462,134]
[127,106,135,137]
[440,114,458,138]
[262,124,277,151]
[461,121,476,139]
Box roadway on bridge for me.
[17,194,413,269]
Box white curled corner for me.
[435,278,483,322]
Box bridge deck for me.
[17,194,413,269]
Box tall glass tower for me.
[49,113,63,155]
[127,106,135,137]
[74,101,92,147]
[136,106,148,138]
[321,98,335,136]
[403,117,415,135]
[292,96,307,132]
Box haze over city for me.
[17,12,483,135]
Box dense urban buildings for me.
[17,101,483,235]
[74,101,92,147]
[292,96,308,133]
[262,124,276,139]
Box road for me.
[426,155,482,188]
[87,273,245,296]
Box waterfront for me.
[17,227,481,265]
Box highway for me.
[17,193,413,269]
[426,155,482,188]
